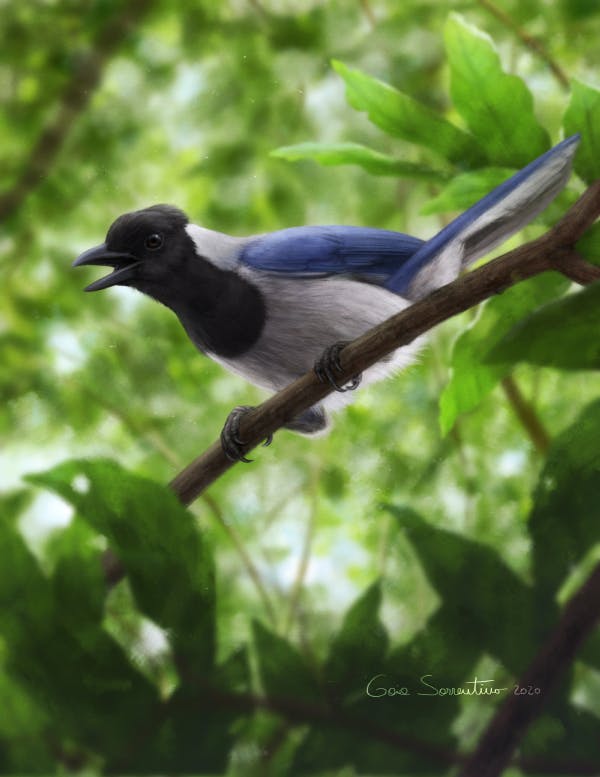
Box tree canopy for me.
[2,1,600,774]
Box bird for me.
[74,135,580,460]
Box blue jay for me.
[74,135,579,459]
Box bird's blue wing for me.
[240,225,424,285]
[386,134,581,299]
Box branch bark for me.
[501,375,551,455]
[0,0,155,222]
[170,181,600,505]
[458,561,600,777]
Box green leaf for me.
[272,142,449,180]
[156,648,250,773]
[0,514,160,764]
[563,79,600,183]
[253,620,320,702]
[26,459,216,667]
[444,14,550,166]
[389,506,538,672]
[332,60,485,166]
[439,273,568,435]
[324,581,389,703]
[486,282,600,370]
[529,399,600,599]
[421,167,514,215]
[576,222,600,265]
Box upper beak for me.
[73,243,142,292]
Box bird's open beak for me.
[73,243,142,292]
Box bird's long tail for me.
[386,134,580,300]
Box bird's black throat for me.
[139,252,266,359]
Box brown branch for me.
[114,670,600,775]
[169,181,600,506]
[501,375,551,455]
[476,0,570,89]
[0,0,155,223]
[458,560,600,777]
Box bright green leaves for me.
[487,282,600,371]
[564,79,600,183]
[439,273,568,435]
[27,458,216,666]
[275,14,568,185]
[331,60,484,166]
[421,166,513,215]
[272,142,448,180]
[444,14,550,166]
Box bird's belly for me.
[208,274,425,403]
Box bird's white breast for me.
[209,269,424,413]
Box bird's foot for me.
[220,405,272,463]
[314,341,362,392]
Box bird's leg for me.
[314,341,362,393]
[220,405,272,463]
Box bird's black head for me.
[73,204,193,294]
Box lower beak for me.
[73,243,142,292]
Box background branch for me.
[501,375,551,455]
[0,0,155,222]
[475,0,570,89]
[458,560,600,777]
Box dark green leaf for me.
[529,399,600,599]
[389,506,537,672]
[563,79,600,183]
[153,649,250,773]
[253,620,320,702]
[0,514,160,764]
[324,581,389,704]
[26,459,216,667]
[444,14,550,166]
[332,60,485,166]
[486,282,600,370]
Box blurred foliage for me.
[2,0,600,774]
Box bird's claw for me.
[314,341,362,392]
[220,405,272,463]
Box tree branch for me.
[0,0,155,222]
[501,375,551,455]
[475,0,570,89]
[458,560,600,777]
[169,181,600,506]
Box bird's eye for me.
[145,233,163,250]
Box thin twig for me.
[501,375,551,455]
[476,0,570,89]
[284,461,320,634]
[169,182,600,505]
[201,492,277,624]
